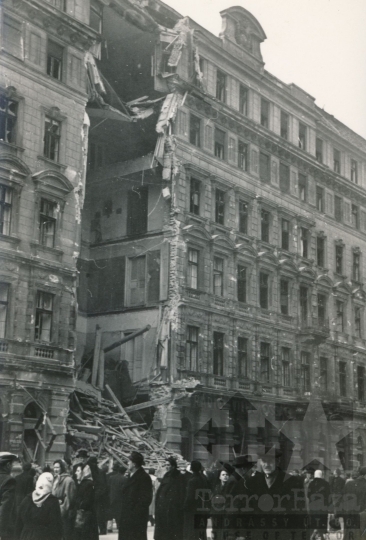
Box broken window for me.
[259,272,269,309]
[44,117,61,161]
[0,184,12,236]
[214,128,225,160]
[260,342,270,383]
[213,257,224,296]
[298,123,307,150]
[316,138,323,163]
[260,99,269,128]
[213,332,224,376]
[301,352,311,392]
[216,70,226,102]
[215,189,225,225]
[238,200,248,234]
[238,337,248,376]
[0,94,18,144]
[187,248,199,290]
[280,111,289,140]
[189,114,201,147]
[280,279,289,315]
[238,141,248,171]
[282,348,290,386]
[35,291,53,342]
[47,40,63,80]
[239,85,248,115]
[189,178,200,215]
[129,252,160,306]
[127,186,148,236]
[0,283,9,339]
[237,265,247,303]
[39,199,57,248]
[259,152,270,183]
[186,326,198,371]
[333,148,341,173]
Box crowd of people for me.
[0,449,364,540]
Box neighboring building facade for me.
[77,1,366,472]
[0,0,98,462]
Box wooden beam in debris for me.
[124,396,172,413]
[97,350,105,390]
[92,325,102,387]
[105,384,130,419]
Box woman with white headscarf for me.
[15,472,63,540]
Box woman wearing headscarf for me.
[52,459,76,540]
[154,457,185,540]
[72,463,99,540]
[15,472,63,540]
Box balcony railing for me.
[0,339,72,364]
[298,316,330,344]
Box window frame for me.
[46,39,64,81]
[299,285,308,324]
[216,70,227,103]
[214,128,226,160]
[351,159,358,184]
[281,218,290,251]
[259,271,269,309]
[189,114,201,148]
[0,282,9,339]
[213,256,224,297]
[189,178,201,215]
[316,138,323,163]
[215,188,225,225]
[43,116,61,162]
[301,351,311,392]
[334,195,343,222]
[355,306,362,338]
[239,85,248,116]
[237,336,248,377]
[260,342,270,383]
[238,200,248,234]
[316,235,325,267]
[298,122,307,150]
[353,251,361,282]
[0,184,13,236]
[260,98,269,128]
[238,141,248,171]
[316,186,325,213]
[187,248,199,290]
[280,111,289,140]
[39,198,57,248]
[237,264,247,303]
[281,347,291,387]
[336,299,345,333]
[186,325,199,371]
[333,148,341,173]
[351,204,360,230]
[300,227,309,259]
[280,278,289,315]
[298,173,307,202]
[2,14,23,60]
[0,93,18,145]
[261,209,270,243]
[213,331,224,376]
[335,244,343,275]
[34,290,54,343]
[317,293,327,324]
[339,361,347,397]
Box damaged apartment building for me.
[78,0,366,472]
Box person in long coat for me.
[0,452,19,540]
[118,451,153,540]
[107,463,127,529]
[154,457,185,540]
[88,456,109,535]
[183,461,211,540]
[16,472,63,540]
[14,463,34,513]
[72,463,99,540]
[307,470,331,540]
[52,459,76,540]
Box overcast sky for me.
[167,0,366,139]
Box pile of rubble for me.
[67,385,186,470]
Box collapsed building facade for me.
[2,0,366,472]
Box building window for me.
[300,286,308,323]
[280,111,289,140]
[279,163,290,193]
[259,272,269,309]
[47,41,63,80]
[39,199,57,248]
[90,0,103,32]
[49,0,66,9]
[335,244,343,274]
[190,114,201,147]
[298,174,307,202]
[237,265,247,303]
[339,361,347,397]
[186,326,198,371]
[213,332,224,376]
[316,186,324,212]
[238,141,248,171]
[238,200,248,234]
[216,70,226,102]
[336,300,344,332]
[260,342,270,383]
[0,95,18,144]
[301,352,311,392]
[260,99,269,128]
[238,337,248,376]
[189,178,200,215]
[353,252,361,282]
[239,85,248,115]
[214,128,225,160]
[0,283,9,339]
[282,347,290,386]
[187,248,199,289]
[318,294,326,324]
[0,185,12,236]
[300,227,308,258]
[280,279,289,315]
[351,159,358,184]
[355,307,362,338]
[127,186,148,236]
[281,219,290,250]
[352,205,359,230]
[298,123,307,150]
[316,138,323,163]
[3,15,22,58]
[320,357,328,391]
[334,196,343,222]
[259,152,270,183]
[35,291,53,342]
[88,142,104,170]
[358,366,365,402]
[261,209,270,243]
[333,148,341,173]
[213,257,224,296]
[44,117,61,162]
[316,236,325,267]
[129,252,160,306]
[215,189,225,225]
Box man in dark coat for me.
[183,461,210,540]
[88,455,109,535]
[118,451,153,540]
[154,457,185,540]
[14,463,34,512]
[107,463,127,529]
[0,452,19,540]
[307,470,331,540]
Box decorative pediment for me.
[0,153,31,178]
[236,242,257,259]
[220,6,266,61]
[182,224,212,242]
[257,250,278,266]
[211,233,236,251]
[333,280,352,296]
[278,258,298,274]
[316,274,333,288]
[298,265,317,281]
[32,170,74,197]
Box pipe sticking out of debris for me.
[103,324,151,353]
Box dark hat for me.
[129,451,144,467]
[167,456,178,468]
[219,461,235,475]
[191,460,202,473]
[359,467,366,476]
[233,455,256,468]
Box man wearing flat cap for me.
[118,451,153,540]
[0,452,19,540]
